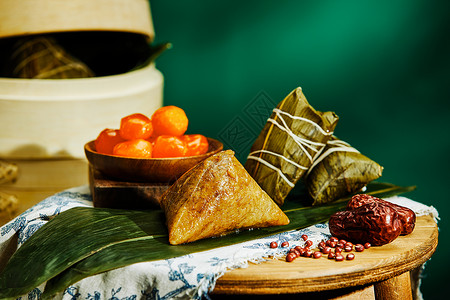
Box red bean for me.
[301,234,308,241]
[281,241,289,248]
[364,242,371,249]
[355,244,365,252]
[305,240,313,247]
[328,252,336,259]
[304,249,313,257]
[318,241,326,250]
[286,252,297,262]
[298,248,306,256]
[294,246,305,256]
[321,246,332,254]
[289,248,300,257]
[346,253,355,260]
[313,251,322,259]
[269,241,278,248]
[335,254,344,261]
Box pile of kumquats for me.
[94,105,209,158]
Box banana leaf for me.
[0,182,415,299]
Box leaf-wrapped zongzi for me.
[305,137,383,205]
[244,87,339,206]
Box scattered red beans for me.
[335,254,344,261]
[346,253,355,260]
[313,251,322,259]
[282,235,374,263]
[269,241,278,248]
[355,244,365,252]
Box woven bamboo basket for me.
[0,0,164,203]
[0,0,154,40]
[0,0,163,159]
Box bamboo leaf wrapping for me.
[0,183,414,299]
[245,87,339,206]
[305,136,384,205]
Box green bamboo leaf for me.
[0,182,415,299]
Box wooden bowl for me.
[84,138,223,183]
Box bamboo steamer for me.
[0,0,154,40]
[0,0,163,204]
[0,64,163,159]
[0,0,162,160]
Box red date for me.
[329,201,402,246]
[347,194,416,235]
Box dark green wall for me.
[150,0,449,297]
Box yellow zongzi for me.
[160,150,290,245]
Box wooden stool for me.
[212,215,438,299]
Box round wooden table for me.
[212,215,438,299]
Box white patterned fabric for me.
[0,186,439,300]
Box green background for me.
[150,0,449,298]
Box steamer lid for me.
[0,0,155,41]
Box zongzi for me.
[9,36,94,79]
[305,137,383,205]
[160,150,290,245]
[245,87,339,206]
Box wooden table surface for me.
[0,159,439,299]
[213,214,438,298]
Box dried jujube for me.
[329,201,402,246]
[347,194,416,235]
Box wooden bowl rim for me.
[84,137,223,162]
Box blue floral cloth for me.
[0,186,438,300]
